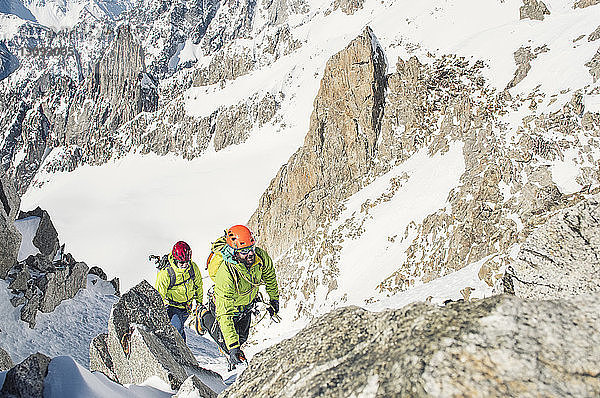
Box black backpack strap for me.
[167,266,176,290]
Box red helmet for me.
[172,241,192,262]
[226,225,255,249]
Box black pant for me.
[201,300,251,353]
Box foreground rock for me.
[0,353,51,398]
[0,346,14,371]
[223,294,600,397]
[90,280,224,394]
[508,194,600,299]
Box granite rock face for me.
[0,166,21,279]
[222,294,600,397]
[0,353,51,398]
[249,26,387,258]
[0,346,14,371]
[89,280,225,392]
[508,194,600,300]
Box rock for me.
[89,333,118,382]
[589,25,600,41]
[38,261,89,312]
[0,353,51,398]
[88,266,107,280]
[520,0,550,20]
[18,207,60,260]
[586,49,600,82]
[0,42,19,81]
[0,166,21,279]
[249,26,387,258]
[222,294,600,397]
[0,346,14,371]
[109,277,120,296]
[509,194,600,300]
[574,0,600,8]
[8,265,30,291]
[332,0,364,15]
[90,280,225,392]
[174,375,218,398]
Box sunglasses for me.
[236,246,255,255]
[176,259,190,266]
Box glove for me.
[229,347,246,365]
[267,299,279,317]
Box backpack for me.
[205,236,264,282]
[150,254,196,290]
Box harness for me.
[165,264,197,306]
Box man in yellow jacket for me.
[156,241,203,342]
[202,225,279,367]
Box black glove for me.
[267,299,279,316]
[229,347,246,365]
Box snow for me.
[584,95,600,113]
[0,13,28,40]
[0,275,118,365]
[14,216,41,261]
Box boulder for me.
[88,266,107,280]
[18,207,60,261]
[222,294,600,397]
[0,353,51,398]
[0,167,21,279]
[0,346,14,371]
[38,261,89,312]
[90,280,225,393]
[508,194,600,300]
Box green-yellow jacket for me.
[155,253,203,310]
[209,242,279,350]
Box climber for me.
[200,225,280,368]
[155,241,203,342]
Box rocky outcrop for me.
[0,166,21,279]
[574,0,600,8]
[89,280,225,393]
[0,346,14,371]
[17,207,59,261]
[332,0,364,15]
[590,25,600,41]
[506,45,548,89]
[0,353,51,398]
[0,42,19,81]
[63,24,158,145]
[507,194,600,300]
[586,49,600,82]
[520,0,550,20]
[249,26,387,258]
[223,294,600,397]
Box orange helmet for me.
[226,225,255,249]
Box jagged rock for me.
[249,26,387,258]
[0,166,21,279]
[8,265,30,291]
[88,266,107,280]
[174,375,217,398]
[0,353,51,398]
[110,277,121,297]
[90,280,225,392]
[332,0,364,15]
[20,290,42,328]
[586,49,600,82]
[63,24,158,150]
[38,261,89,312]
[590,25,600,41]
[25,254,54,273]
[18,207,59,260]
[0,42,19,81]
[89,333,118,382]
[574,0,600,8]
[506,46,549,89]
[222,294,600,397]
[509,194,600,300]
[520,0,550,20]
[0,346,14,371]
